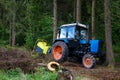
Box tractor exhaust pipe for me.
[86,25,89,44]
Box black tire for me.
[52,41,69,63]
[82,54,96,69]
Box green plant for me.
[113,45,120,53]
[25,31,34,49]
[0,67,57,80]
[33,67,57,80]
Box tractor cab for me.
[56,23,88,47]
[57,23,88,40]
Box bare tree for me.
[73,0,76,21]
[10,10,16,46]
[76,0,81,22]
[92,0,95,39]
[104,0,115,68]
[9,0,16,46]
[53,0,57,41]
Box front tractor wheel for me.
[82,54,95,69]
[52,41,68,63]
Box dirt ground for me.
[0,48,120,80]
[62,62,120,80]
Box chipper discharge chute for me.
[34,39,50,54]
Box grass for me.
[113,45,120,62]
[0,68,57,80]
[0,67,87,80]
[115,53,120,62]
[113,45,120,53]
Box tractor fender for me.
[47,61,60,72]
[53,39,69,47]
[54,39,69,44]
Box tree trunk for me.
[76,0,81,23]
[11,11,16,46]
[10,0,16,46]
[73,0,76,21]
[53,0,57,41]
[92,0,95,39]
[104,0,115,68]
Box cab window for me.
[60,27,67,38]
[80,29,87,39]
[68,27,75,38]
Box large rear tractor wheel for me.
[82,54,95,69]
[52,41,69,63]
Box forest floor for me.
[62,62,120,80]
[0,48,120,80]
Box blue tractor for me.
[51,23,105,68]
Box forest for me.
[0,0,120,80]
[0,0,120,52]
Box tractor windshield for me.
[57,26,75,39]
[68,27,75,38]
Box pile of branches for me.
[0,48,37,73]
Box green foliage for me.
[31,67,57,80]
[113,45,120,53]
[115,54,120,62]
[114,45,120,62]
[25,30,34,49]
[110,0,120,54]
[0,0,120,53]
[37,15,53,43]
[0,68,21,80]
[95,0,105,40]
[25,15,53,49]
[0,68,57,80]
[0,23,8,46]
[24,0,53,49]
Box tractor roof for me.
[60,23,87,28]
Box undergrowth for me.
[0,67,57,80]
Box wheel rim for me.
[84,57,92,67]
[53,45,63,60]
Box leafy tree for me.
[25,0,53,49]
[110,0,120,46]
[0,0,17,46]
